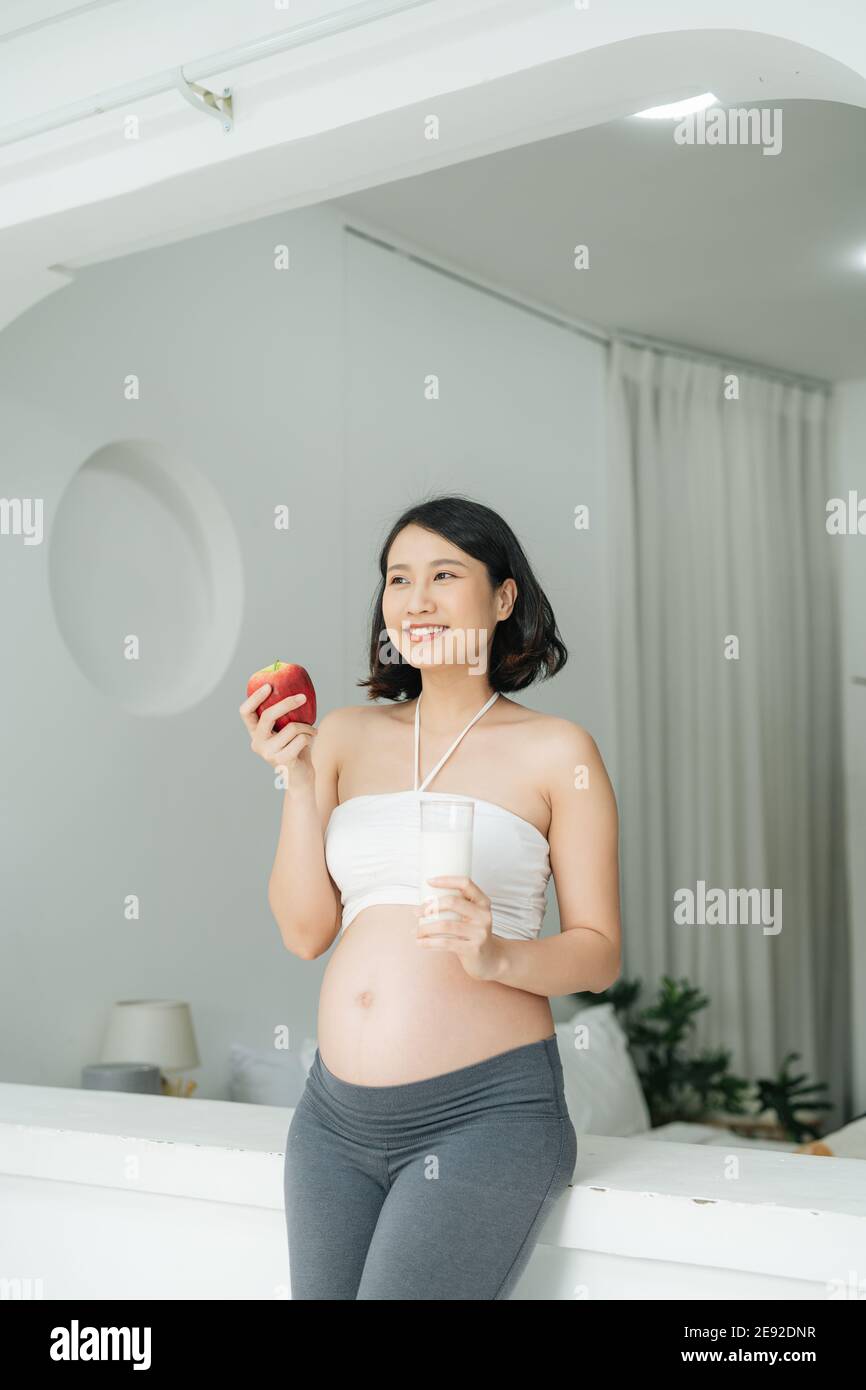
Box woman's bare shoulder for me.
[500,697,595,745]
[317,701,402,738]
[322,701,405,720]
[501,701,604,797]
[524,710,614,818]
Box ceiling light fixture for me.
[632,92,720,119]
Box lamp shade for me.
[101,999,200,1073]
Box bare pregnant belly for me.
[316,905,555,1085]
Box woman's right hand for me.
[239,685,318,792]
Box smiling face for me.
[382,524,516,673]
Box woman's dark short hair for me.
[358,494,567,702]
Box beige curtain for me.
[606,337,852,1128]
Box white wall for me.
[0,202,610,1096]
[339,225,612,751]
[832,380,866,1111]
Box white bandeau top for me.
[323,690,551,940]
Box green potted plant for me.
[572,975,832,1143]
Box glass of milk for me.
[419,800,475,940]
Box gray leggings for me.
[283,1034,577,1300]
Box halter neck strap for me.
[414,690,500,793]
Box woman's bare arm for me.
[266,708,346,958]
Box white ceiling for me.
[3,5,865,364]
[334,99,866,383]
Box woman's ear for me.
[498,579,517,620]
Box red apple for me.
[246,661,317,732]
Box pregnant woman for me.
[240,495,621,1300]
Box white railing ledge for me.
[549,1134,866,1284]
[2,1082,864,1287]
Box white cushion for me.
[555,1003,651,1136]
[230,1016,651,1137]
[228,1039,317,1107]
[818,1114,866,1159]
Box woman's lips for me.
[407,625,448,642]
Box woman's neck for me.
[415,679,497,733]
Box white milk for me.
[420,827,473,924]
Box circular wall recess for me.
[48,438,243,716]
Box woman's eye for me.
[389,572,456,585]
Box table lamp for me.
[101,999,201,1097]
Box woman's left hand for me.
[414,876,504,981]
